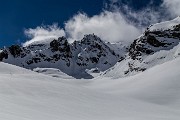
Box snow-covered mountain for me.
[0,17,180,80]
[0,16,180,120]
[0,34,125,79]
[104,17,180,78]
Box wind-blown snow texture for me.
[0,17,180,120]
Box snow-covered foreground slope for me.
[0,56,180,120]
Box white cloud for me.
[110,0,118,3]
[163,0,180,17]
[23,24,65,46]
[23,0,180,46]
[109,1,170,28]
[65,11,141,43]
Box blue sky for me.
[0,0,178,47]
[0,0,104,47]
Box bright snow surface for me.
[149,16,180,31]
[0,56,180,120]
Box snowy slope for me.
[104,17,180,78]
[0,56,180,120]
[33,67,74,79]
[104,42,180,78]
[149,16,180,31]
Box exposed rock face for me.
[0,50,8,61]
[75,34,119,67]
[129,25,180,60]
[103,20,180,78]
[0,34,123,79]
[9,45,22,57]
[123,22,180,76]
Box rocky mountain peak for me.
[129,23,180,60]
[81,34,102,44]
[1,18,180,79]
[103,17,180,78]
[0,34,123,79]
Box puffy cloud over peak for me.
[24,11,142,45]
[23,0,180,46]
[65,11,141,43]
[23,24,65,46]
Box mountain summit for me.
[0,17,180,79]
[104,17,180,78]
[0,34,123,78]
